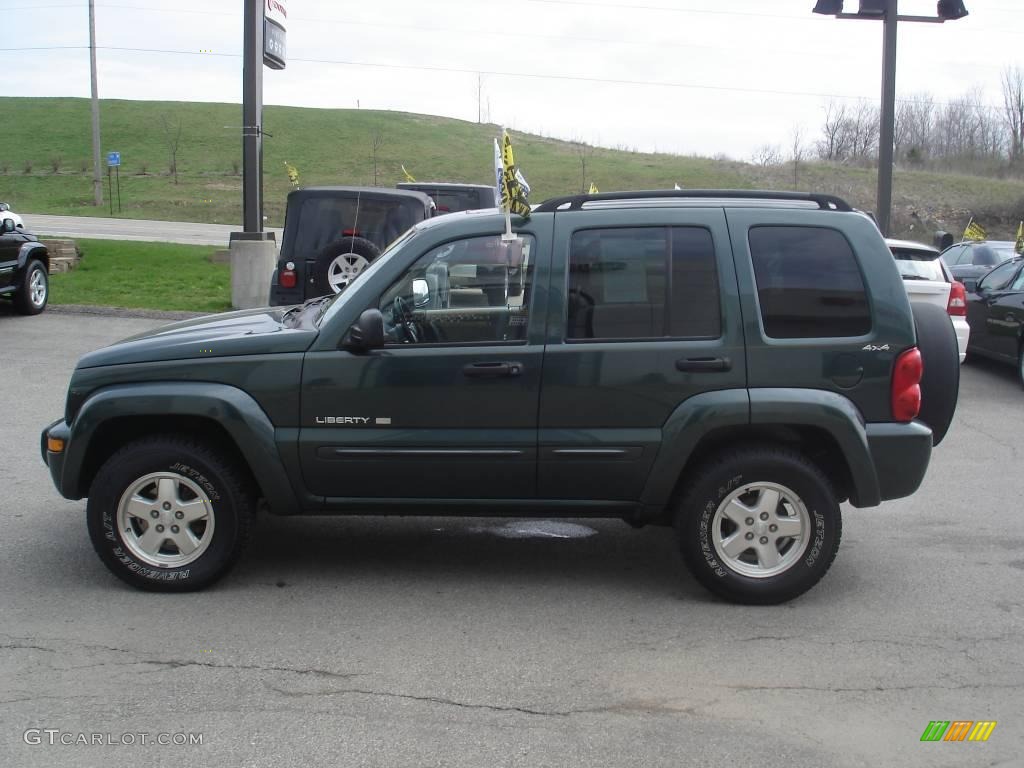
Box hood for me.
[77,306,317,369]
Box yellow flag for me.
[401,164,416,183]
[283,161,299,188]
[588,182,599,194]
[499,130,531,219]
[1016,221,1023,254]
[963,218,987,241]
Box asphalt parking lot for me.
[1,309,1021,768]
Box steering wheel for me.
[392,295,420,344]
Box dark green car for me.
[41,191,959,603]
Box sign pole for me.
[107,167,113,216]
[116,165,122,213]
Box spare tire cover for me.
[911,301,959,446]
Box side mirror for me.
[970,279,983,294]
[0,218,16,234]
[412,278,430,307]
[342,308,384,352]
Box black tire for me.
[312,236,381,297]
[86,435,255,592]
[13,259,48,315]
[675,446,842,605]
[911,302,959,446]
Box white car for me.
[0,203,24,231]
[887,238,968,363]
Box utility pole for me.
[88,0,102,207]
[241,0,263,233]
[877,0,898,236]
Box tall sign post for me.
[231,0,287,308]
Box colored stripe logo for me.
[921,721,997,742]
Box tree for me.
[752,143,783,167]
[790,124,806,188]
[370,124,385,185]
[160,114,182,185]
[572,139,595,193]
[1002,66,1024,166]
[817,100,849,161]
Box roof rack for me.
[532,190,853,213]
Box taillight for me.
[892,347,923,422]
[279,261,297,289]
[342,228,361,237]
[947,281,967,316]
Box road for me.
[22,213,282,247]
[1,308,1021,768]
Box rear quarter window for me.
[749,226,871,339]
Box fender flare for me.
[640,388,881,510]
[18,242,49,270]
[62,381,300,513]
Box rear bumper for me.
[866,420,933,502]
[41,418,73,498]
[951,316,969,363]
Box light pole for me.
[812,1,970,236]
[88,0,102,207]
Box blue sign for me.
[106,152,121,167]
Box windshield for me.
[315,226,420,327]
[890,248,945,282]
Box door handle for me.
[462,361,524,378]
[676,356,731,373]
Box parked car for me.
[42,190,959,604]
[269,186,435,305]
[0,202,25,231]
[0,218,49,314]
[886,238,969,362]
[396,182,498,214]
[940,240,1017,291]
[964,256,1024,384]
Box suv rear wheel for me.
[675,446,841,604]
[86,435,255,591]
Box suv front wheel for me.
[86,435,255,591]
[675,446,842,604]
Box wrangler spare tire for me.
[911,301,959,446]
[313,236,381,296]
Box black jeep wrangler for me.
[43,190,959,603]
[0,218,49,315]
[269,186,435,305]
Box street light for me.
[812,1,970,235]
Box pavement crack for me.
[0,642,59,654]
[724,681,1024,694]
[263,682,569,717]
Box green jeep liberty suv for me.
[41,191,959,604]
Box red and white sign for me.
[265,0,287,31]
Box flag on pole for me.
[499,129,531,219]
[283,161,299,188]
[963,217,987,241]
[588,182,599,194]
[1015,221,1023,254]
[401,164,416,183]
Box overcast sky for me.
[4,0,1022,158]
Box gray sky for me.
[4,0,1022,157]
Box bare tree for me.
[752,143,783,167]
[1002,66,1024,166]
[572,138,595,193]
[790,125,806,187]
[160,114,182,184]
[817,100,849,161]
[370,124,386,185]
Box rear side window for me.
[890,248,945,282]
[567,226,720,340]
[749,226,871,339]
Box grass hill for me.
[3,96,1023,239]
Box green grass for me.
[2,96,1023,239]
[49,238,230,312]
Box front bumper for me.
[41,418,72,497]
[866,420,933,502]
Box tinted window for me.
[890,247,945,282]
[567,227,720,340]
[940,245,965,266]
[294,196,421,256]
[971,245,1000,267]
[377,234,534,345]
[977,259,1019,292]
[749,226,870,339]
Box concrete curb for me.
[49,303,210,321]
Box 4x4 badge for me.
[862,343,890,352]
